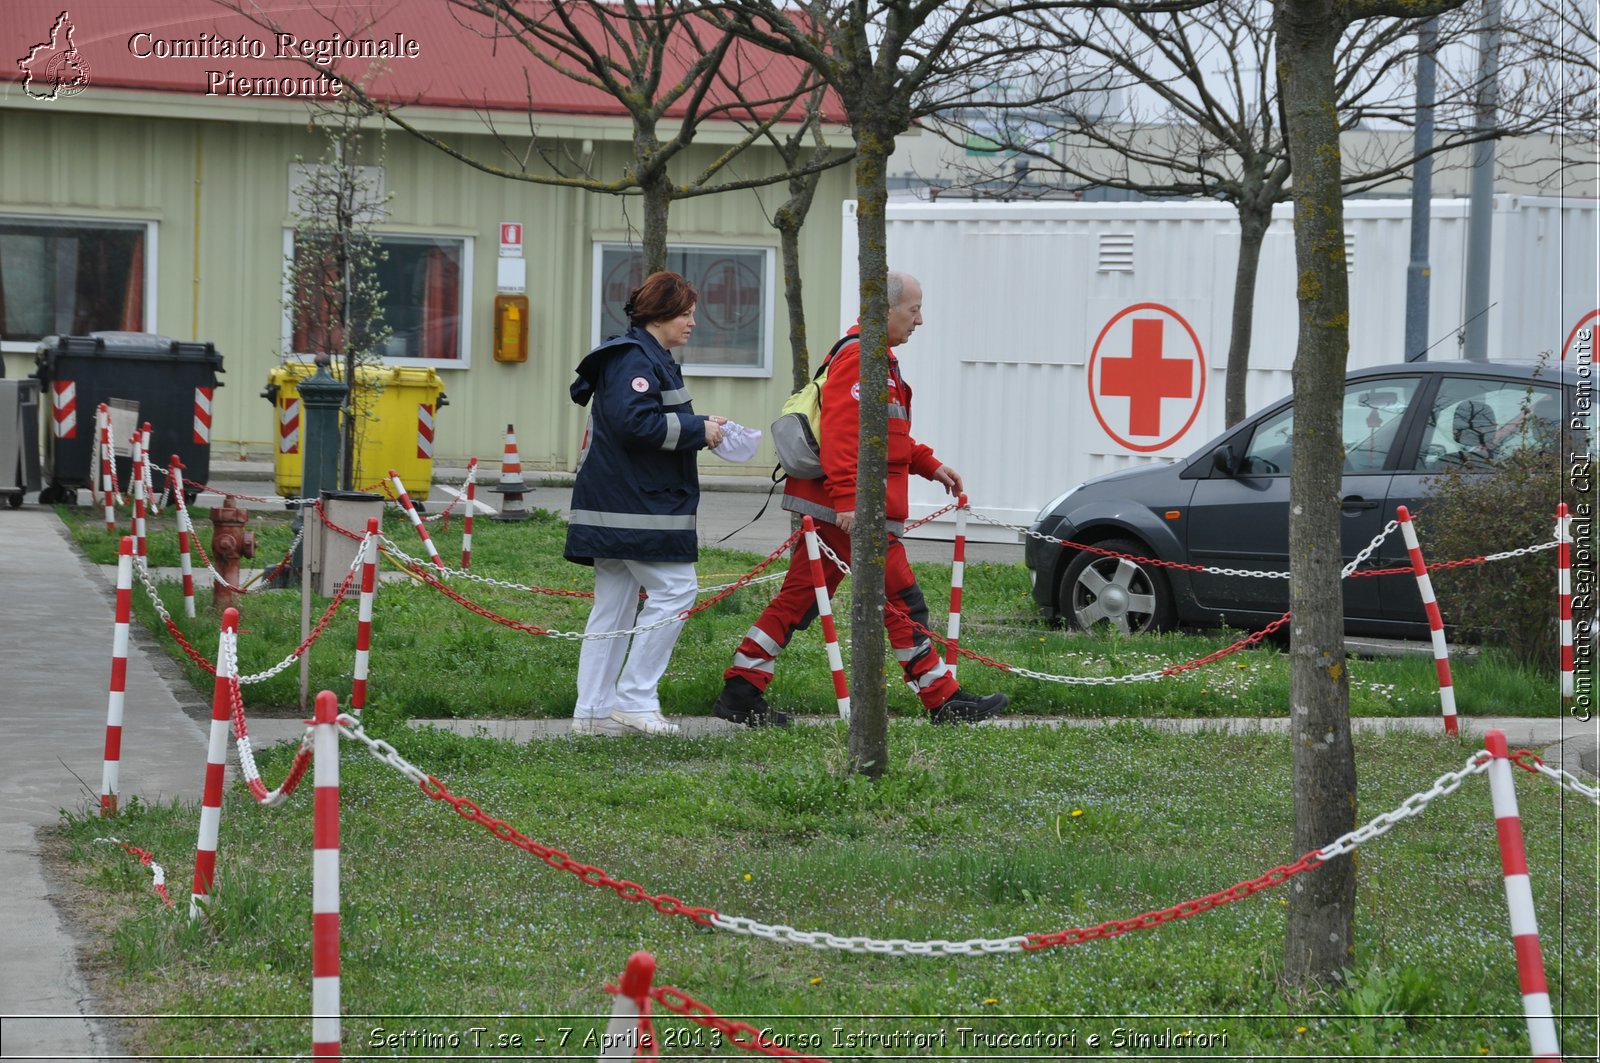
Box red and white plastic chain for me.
[604,981,830,1063]
[172,487,304,594]
[93,837,174,908]
[420,461,476,526]
[332,713,720,925]
[220,635,315,806]
[1509,748,1600,804]
[377,527,804,642]
[338,709,1489,957]
[129,554,220,673]
[810,537,1286,686]
[972,509,1555,581]
[234,533,368,684]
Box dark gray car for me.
[1024,361,1578,636]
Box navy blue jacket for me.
[565,326,707,565]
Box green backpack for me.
[770,333,856,480]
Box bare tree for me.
[221,1,850,272]
[933,0,1561,426]
[284,94,394,491]
[1271,0,1468,989]
[694,0,1195,776]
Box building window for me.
[593,243,773,377]
[0,216,154,348]
[286,232,471,366]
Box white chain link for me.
[132,556,178,628]
[708,915,1029,955]
[971,511,1290,579]
[336,713,429,786]
[1316,751,1492,859]
[378,535,776,642]
[1524,757,1600,805]
[1482,540,1560,563]
[1342,519,1400,578]
[93,837,167,892]
[234,534,371,684]
[420,463,476,523]
[220,633,314,804]
[143,453,163,517]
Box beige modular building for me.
[0,0,854,481]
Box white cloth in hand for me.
[711,420,762,463]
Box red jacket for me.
[782,325,942,532]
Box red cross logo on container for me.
[1088,302,1207,454]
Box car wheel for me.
[1058,537,1175,634]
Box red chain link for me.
[1510,749,1545,773]
[386,527,804,636]
[902,501,957,533]
[112,841,174,908]
[228,674,314,804]
[159,612,220,674]
[1024,850,1325,950]
[417,774,720,925]
[603,983,831,1063]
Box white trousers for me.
[574,558,698,719]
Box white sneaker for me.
[570,716,626,736]
[608,711,680,736]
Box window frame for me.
[590,241,776,379]
[0,213,159,353]
[280,228,474,369]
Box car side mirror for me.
[1211,444,1240,477]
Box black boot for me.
[931,688,1008,725]
[713,677,792,728]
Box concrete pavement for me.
[1,487,1593,1061]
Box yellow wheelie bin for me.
[263,363,447,498]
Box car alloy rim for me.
[1073,557,1156,633]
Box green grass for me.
[53,726,1598,1059]
[60,503,1561,721]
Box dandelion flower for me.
[809,977,823,986]
[743,873,752,882]
[1071,809,1084,817]
[982,997,999,1006]
[1295,1026,1307,1035]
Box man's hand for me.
[931,464,964,497]
[704,418,725,449]
[835,510,855,533]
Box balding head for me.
[886,271,923,347]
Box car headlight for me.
[1035,484,1081,523]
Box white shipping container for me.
[838,196,1599,540]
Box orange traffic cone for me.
[488,423,529,522]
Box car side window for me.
[1412,379,1563,471]
[1238,378,1419,476]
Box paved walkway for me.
[0,499,1593,1062]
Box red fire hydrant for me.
[210,496,256,613]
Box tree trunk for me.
[776,192,814,390]
[1275,0,1358,990]
[1224,201,1273,428]
[847,132,893,780]
[641,169,672,275]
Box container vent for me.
[1097,232,1134,273]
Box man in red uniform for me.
[713,271,1009,726]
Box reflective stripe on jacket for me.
[565,326,706,564]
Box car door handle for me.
[1340,496,1380,511]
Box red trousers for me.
[723,520,959,711]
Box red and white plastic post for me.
[600,951,656,1060]
[1557,503,1573,701]
[1396,506,1457,735]
[461,458,477,570]
[97,405,116,530]
[311,690,342,1061]
[129,426,147,558]
[142,424,160,516]
[802,516,850,721]
[1484,730,1562,1062]
[351,517,380,715]
[191,607,238,919]
[99,537,135,817]
[171,456,196,619]
[389,469,445,572]
[945,493,969,680]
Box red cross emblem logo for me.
[1563,309,1599,361]
[1088,302,1207,454]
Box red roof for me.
[3,1,844,123]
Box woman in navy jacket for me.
[565,272,725,735]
